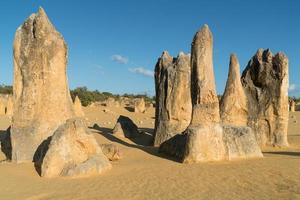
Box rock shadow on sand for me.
[264,151,300,157]
[89,124,181,163]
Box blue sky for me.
[1,0,300,96]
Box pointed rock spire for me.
[11,8,75,162]
[190,24,220,126]
[220,54,248,126]
[74,96,85,117]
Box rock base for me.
[39,118,111,178]
[160,124,263,163]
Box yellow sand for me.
[0,106,299,200]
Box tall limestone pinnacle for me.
[241,49,289,147]
[11,7,75,162]
[220,54,248,126]
[181,25,262,163]
[154,51,192,146]
[190,24,220,126]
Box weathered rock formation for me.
[11,8,75,162]
[220,54,248,126]
[134,98,145,113]
[290,100,295,112]
[153,51,192,146]
[103,97,120,107]
[0,95,13,116]
[100,144,122,161]
[182,25,224,163]
[40,118,111,178]
[241,49,289,147]
[74,96,85,117]
[6,96,13,116]
[176,25,261,163]
[112,115,140,138]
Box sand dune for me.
[0,106,299,200]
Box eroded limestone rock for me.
[241,49,289,147]
[11,8,75,162]
[134,98,145,113]
[40,118,111,178]
[220,54,248,126]
[153,51,192,146]
[100,144,122,161]
[290,100,295,112]
[74,96,84,117]
[112,115,139,138]
[181,25,262,163]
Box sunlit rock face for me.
[241,49,289,147]
[220,54,248,126]
[11,8,75,162]
[154,51,192,146]
[182,25,262,163]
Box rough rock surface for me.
[134,98,145,113]
[241,49,289,147]
[0,95,12,116]
[183,124,226,163]
[100,144,122,161]
[112,115,140,138]
[104,97,119,107]
[40,118,111,178]
[189,25,220,126]
[181,25,262,163]
[220,54,248,126]
[290,100,295,112]
[222,125,263,160]
[153,51,192,146]
[74,96,84,117]
[183,25,224,163]
[11,8,75,162]
[0,95,13,116]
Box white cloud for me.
[129,67,154,78]
[289,83,296,91]
[111,54,128,64]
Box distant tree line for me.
[69,86,155,106]
[0,85,155,107]
[0,85,13,94]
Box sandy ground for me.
[0,105,299,200]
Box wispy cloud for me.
[111,54,128,64]
[129,67,154,78]
[289,83,296,91]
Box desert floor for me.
[0,105,299,200]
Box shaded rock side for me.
[40,118,111,178]
[112,115,140,138]
[220,54,248,126]
[159,134,187,160]
[154,51,192,146]
[11,8,75,162]
[241,49,289,147]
